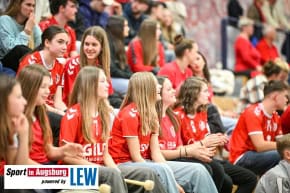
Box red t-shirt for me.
[109,103,152,163]
[159,115,183,150]
[62,56,113,104]
[158,61,193,90]
[229,103,283,164]
[175,107,210,145]
[281,105,290,134]
[234,36,261,72]
[60,104,106,165]
[18,51,64,107]
[256,38,279,65]
[127,38,165,72]
[39,17,76,58]
[29,118,50,164]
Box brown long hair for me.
[174,77,208,115]
[121,72,159,135]
[156,76,179,136]
[0,75,19,160]
[69,66,111,141]
[106,15,127,70]
[4,0,27,17]
[138,19,158,66]
[80,26,111,79]
[17,64,52,149]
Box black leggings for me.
[174,158,232,193]
[218,160,257,193]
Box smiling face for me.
[97,70,109,99]
[162,78,176,107]
[7,84,27,118]
[83,35,102,62]
[35,76,50,106]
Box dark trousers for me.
[282,32,290,64]
[174,157,232,193]
[47,111,63,147]
[1,45,31,72]
[218,160,257,193]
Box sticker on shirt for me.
[129,108,138,118]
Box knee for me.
[101,167,122,179]
[141,168,159,179]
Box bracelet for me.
[185,147,188,157]
[200,140,204,146]
[179,148,182,158]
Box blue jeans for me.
[221,116,237,135]
[120,161,179,193]
[166,161,218,193]
[236,150,280,175]
[111,78,129,95]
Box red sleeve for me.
[236,38,261,69]
[62,58,79,105]
[281,106,290,134]
[158,66,176,89]
[158,42,165,67]
[127,40,154,72]
[17,55,30,74]
[121,109,140,137]
[38,21,49,32]
[59,106,81,145]
[244,109,263,135]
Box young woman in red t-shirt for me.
[109,72,220,193]
[127,19,165,74]
[0,74,29,171]
[17,64,82,165]
[174,77,257,193]
[62,26,115,105]
[18,25,68,114]
[60,66,166,193]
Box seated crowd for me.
[1,0,290,193]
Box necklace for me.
[40,51,54,70]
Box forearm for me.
[46,145,64,161]
[15,135,30,164]
[255,141,277,152]
[161,148,186,160]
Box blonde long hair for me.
[121,72,159,135]
[79,26,111,79]
[0,75,19,160]
[69,66,110,142]
[17,64,52,149]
